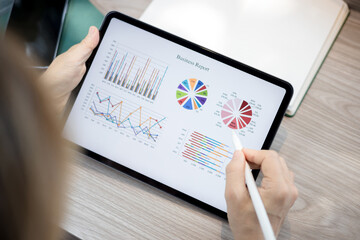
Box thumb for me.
[225,150,248,202]
[67,26,100,63]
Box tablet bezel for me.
[64,11,293,219]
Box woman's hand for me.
[225,149,298,239]
[41,26,99,114]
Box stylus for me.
[231,131,276,240]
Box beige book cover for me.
[140,0,349,116]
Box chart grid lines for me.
[181,131,232,174]
[103,42,168,101]
[88,89,166,143]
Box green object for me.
[0,0,14,37]
[176,90,187,99]
[57,0,104,55]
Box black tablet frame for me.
[64,11,293,220]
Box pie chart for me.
[221,98,252,129]
[176,78,208,110]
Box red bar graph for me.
[104,45,168,101]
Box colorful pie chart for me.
[176,78,208,110]
[221,98,252,129]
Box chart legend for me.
[103,40,168,101]
[221,98,252,129]
[88,89,166,143]
[181,131,232,174]
[176,78,208,110]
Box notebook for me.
[140,0,349,116]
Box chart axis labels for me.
[89,89,165,143]
[182,131,232,175]
[103,40,168,101]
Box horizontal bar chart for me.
[182,131,232,174]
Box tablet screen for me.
[64,16,288,213]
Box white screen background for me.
[64,18,286,212]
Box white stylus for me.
[231,131,276,240]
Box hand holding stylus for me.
[225,143,298,239]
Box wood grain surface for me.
[345,0,360,11]
[63,1,360,239]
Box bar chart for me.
[181,131,232,175]
[103,41,168,101]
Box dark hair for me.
[0,39,66,240]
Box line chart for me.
[88,88,166,143]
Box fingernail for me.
[239,151,245,162]
[234,150,244,162]
[88,26,96,37]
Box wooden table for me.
[62,1,360,239]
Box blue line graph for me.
[88,89,166,142]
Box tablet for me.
[64,11,293,218]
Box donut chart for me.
[221,98,252,129]
[176,78,208,110]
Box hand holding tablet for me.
[41,26,100,114]
[63,11,293,218]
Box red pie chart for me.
[221,98,252,129]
